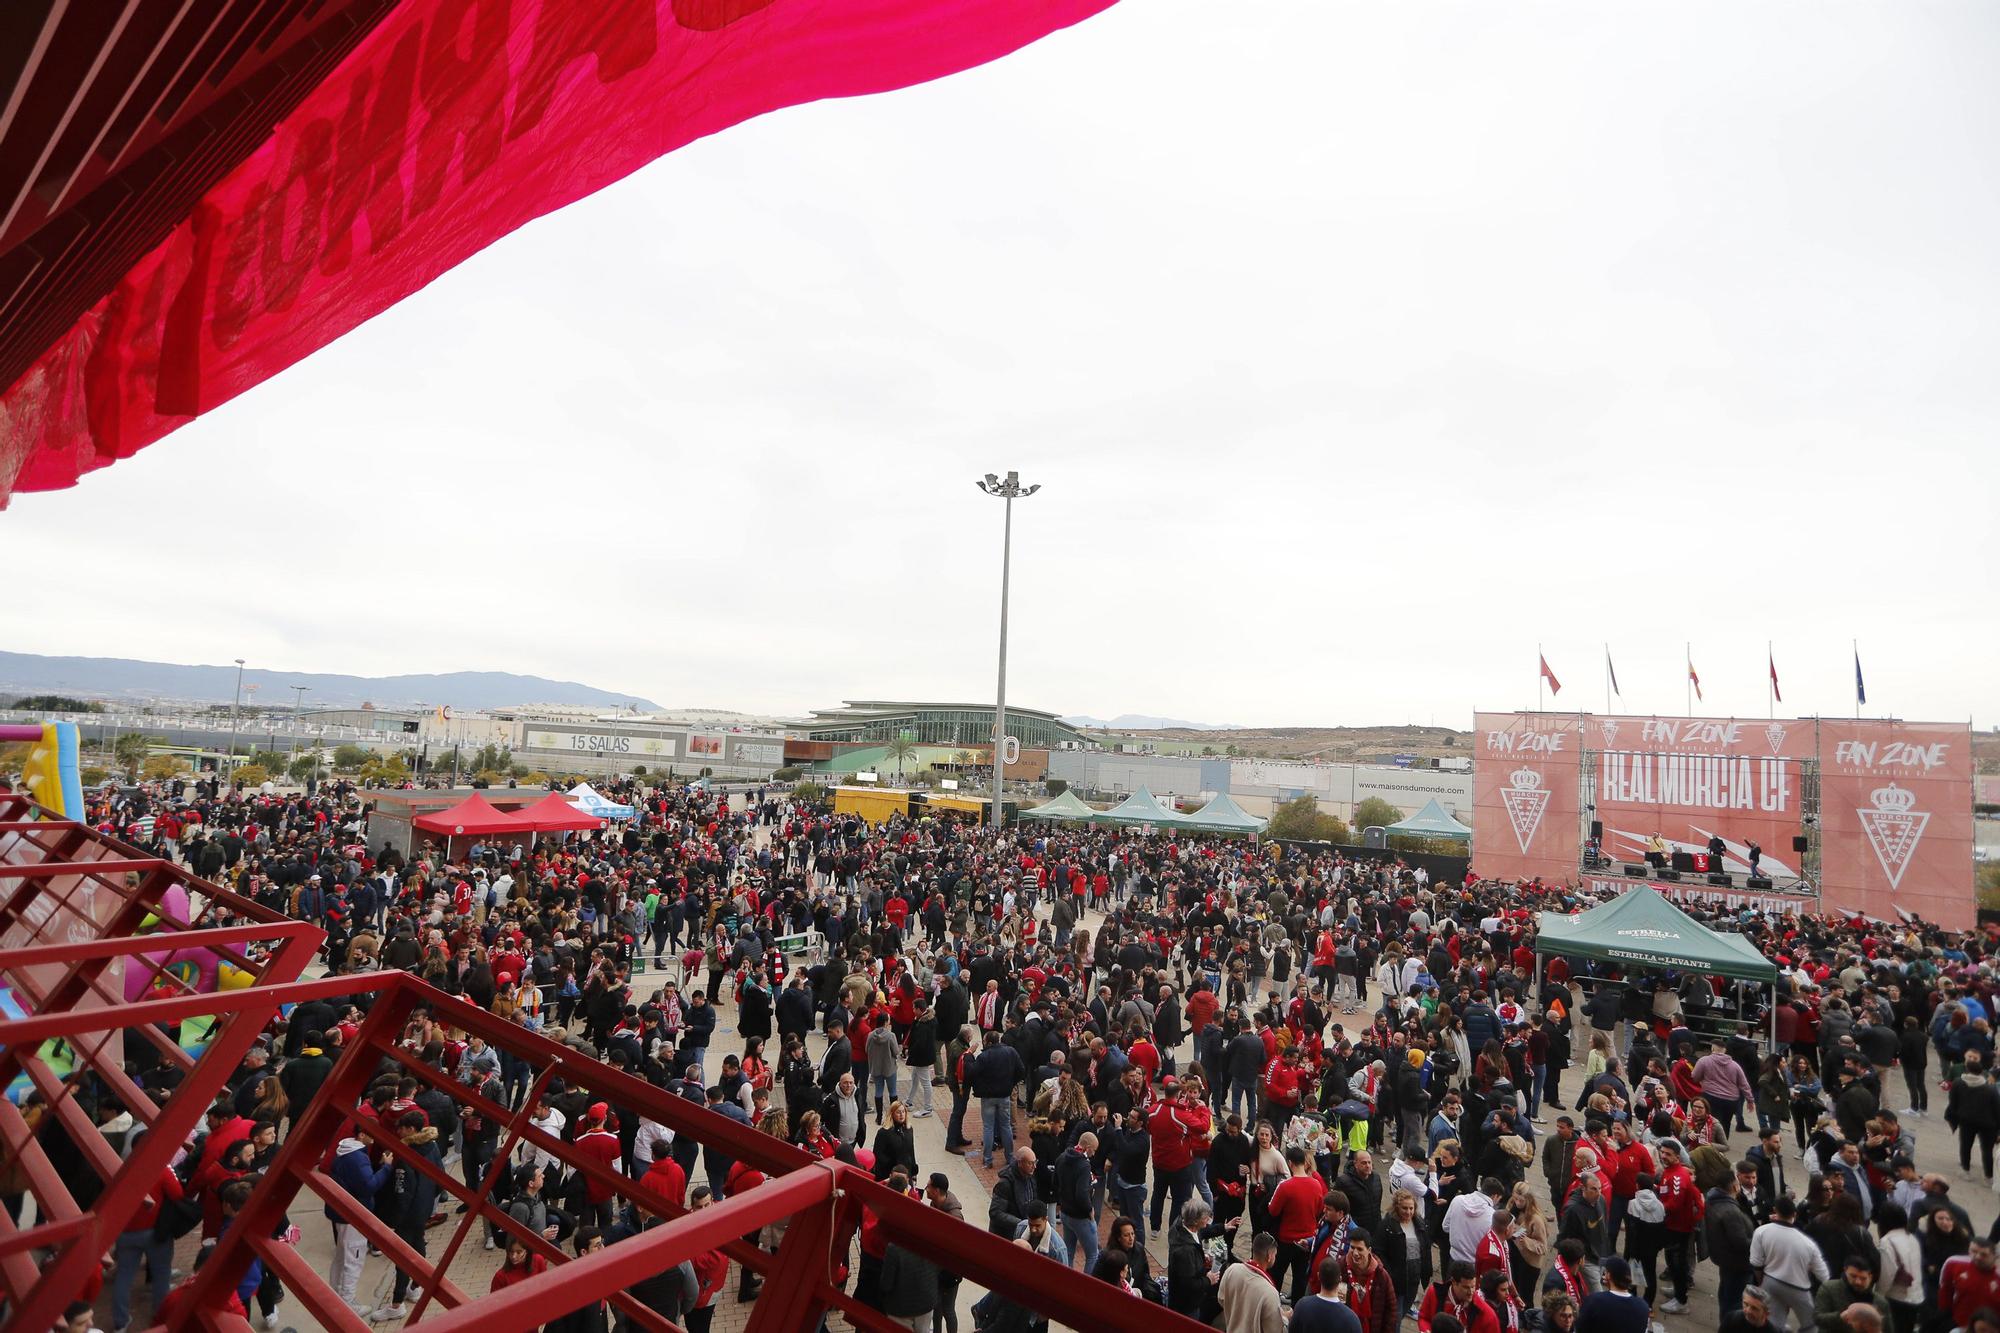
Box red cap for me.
[589,1101,609,1120]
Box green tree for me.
[1352,796,1403,832]
[331,744,370,772]
[1045,778,1069,796]
[884,735,919,781]
[287,754,320,783]
[472,743,513,774]
[1267,795,1350,844]
[233,764,270,787]
[113,733,156,779]
[79,765,112,787]
[792,781,829,805]
[771,766,803,782]
[9,694,103,712]
[141,755,186,781]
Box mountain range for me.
[1062,713,1246,731]
[0,652,660,712]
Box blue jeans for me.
[1062,1214,1099,1272]
[871,1072,899,1108]
[112,1226,175,1328]
[1529,1064,1547,1118]
[979,1096,1014,1161]
[1230,1078,1257,1119]
[1109,1170,1147,1245]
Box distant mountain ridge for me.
[0,651,659,711]
[1063,713,1246,731]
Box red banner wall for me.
[0,0,1115,502]
[1471,712,1582,885]
[1818,719,1976,929]
[1587,714,1817,879]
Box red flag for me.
[1688,655,1702,701]
[1769,649,1782,703]
[1539,654,1562,695]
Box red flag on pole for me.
[1769,648,1782,703]
[1539,654,1562,695]
[1688,654,1702,701]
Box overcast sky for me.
[3,1,1995,728]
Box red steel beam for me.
[172,979,423,1324]
[408,1166,838,1333]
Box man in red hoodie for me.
[1262,1047,1305,1135]
[1654,1139,1703,1313]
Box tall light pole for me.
[976,471,1039,830]
[226,659,246,784]
[289,685,311,783]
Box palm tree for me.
[884,735,919,781]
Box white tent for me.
[567,782,635,820]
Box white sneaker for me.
[485,1236,497,1250]
[370,1304,409,1323]
[263,1306,281,1330]
[1660,1299,1688,1313]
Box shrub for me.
[232,764,269,787]
[772,766,803,782]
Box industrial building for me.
[1046,751,1473,822]
[804,700,1084,749]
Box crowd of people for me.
[12,769,2000,1333]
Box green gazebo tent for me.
[1091,787,1193,828]
[1179,791,1269,834]
[1536,888,1780,1041]
[1384,798,1472,841]
[1019,788,1099,822]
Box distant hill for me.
[1064,714,1246,731]
[0,652,659,712]
[1126,724,1472,762]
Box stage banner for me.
[1586,714,1817,879]
[1472,711,1583,885]
[1817,719,1975,929]
[0,0,1115,503]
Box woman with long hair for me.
[1876,1200,1923,1333]
[1508,1180,1551,1298]
[491,1235,548,1291]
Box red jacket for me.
[640,1157,687,1210]
[1419,1286,1500,1333]
[1147,1100,1207,1173]
[575,1129,623,1203]
[1940,1257,2000,1330]
[1657,1164,1702,1232]
[1263,1057,1303,1109]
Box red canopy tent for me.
[412,792,534,837]
[506,792,606,834]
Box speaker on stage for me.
[1656,868,1681,882]
[1670,851,1696,872]
[1792,835,1809,854]
[1590,820,1604,841]
[1622,864,1648,878]
[1707,872,1732,886]
[1747,875,1773,890]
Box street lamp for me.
[226,658,246,784]
[290,685,311,785]
[976,470,1039,830]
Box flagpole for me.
[1854,639,1860,719]
[1767,640,1774,720]
[1537,642,1544,714]
[1686,642,1692,718]
[1604,643,1611,718]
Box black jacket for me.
[1336,1165,1385,1233]
[1167,1219,1229,1319]
[989,1163,1038,1236]
[1373,1211,1433,1293]
[1055,1148,1096,1220]
[906,1016,939,1068]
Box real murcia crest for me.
[1600,719,1620,748]
[1500,767,1551,853]
[1764,722,1788,755]
[1857,784,1928,889]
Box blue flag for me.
[1855,647,1867,705]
